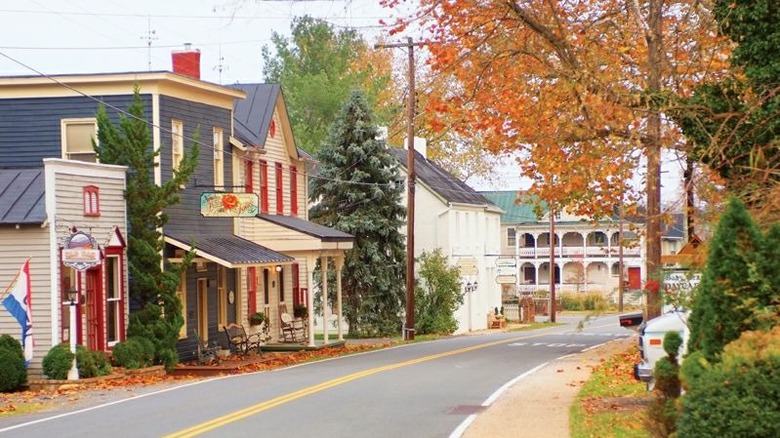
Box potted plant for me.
[293,304,308,319]
[249,311,269,327]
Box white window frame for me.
[507,227,517,247]
[61,118,98,162]
[106,255,121,346]
[213,127,224,190]
[172,119,184,172]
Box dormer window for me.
[83,185,100,217]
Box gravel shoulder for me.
[462,336,637,438]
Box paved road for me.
[0,314,629,438]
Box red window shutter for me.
[292,263,300,306]
[259,160,269,214]
[247,267,257,317]
[290,165,298,216]
[245,160,254,193]
[275,163,283,214]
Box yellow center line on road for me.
[164,329,572,438]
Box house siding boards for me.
[0,95,147,168]
[0,160,128,377]
[390,146,503,334]
[0,236,51,374]
[158,95,234,236]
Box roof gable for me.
[232,83,299,159]
[387,147,498,208]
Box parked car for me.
[633,309,689,390]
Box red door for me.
[628,267,641,290]
[86,268,105,350]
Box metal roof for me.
[231,83,280,147]
[387,147,499,208]
[480,191,542,224]
[0,168,46,225]
[257,214,354,242]
[165,233,294,268]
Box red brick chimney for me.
[171,43,201,80]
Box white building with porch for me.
[481,191,646,300]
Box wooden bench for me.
[194,330,220,365]
[221,323,265,355]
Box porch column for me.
[334,255,345,341]
[320,254,330,345]
[305,254,317,347]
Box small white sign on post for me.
[496,257,516,267]
[496,275,517,284]
[497,267,517,276]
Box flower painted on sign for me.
[221,194,239,210]
[643,280,661,295]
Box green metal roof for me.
[479,191,546,224]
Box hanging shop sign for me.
[62,231,101,271]
[200,192,259,217]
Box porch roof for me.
[164,233,294,268]
[0,168,46,225]
[256,214,354,242]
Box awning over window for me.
[164,233,294,268]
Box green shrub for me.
[679,350,709,391]
[560,293,608,311]
[112,338,143,369]
[112,336,156,369]
[93,350,112,376]
[0,335,26,392]
[76,345,97,378]
[157,347,178,373]
[42,344,75,380]
[677,327,780,437]
[414,249,463,335]
[646,331,683,436]
[74,345,112,378]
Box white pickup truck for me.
[633,309,689,390]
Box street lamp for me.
[66,287,79,380]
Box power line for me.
[0,49,508,203]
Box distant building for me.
[388,140,503,333]
[480,191,646,302]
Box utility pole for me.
[618,200,625,312]
[375,37,425,340]
[549,203,556,323]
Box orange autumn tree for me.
[384,0,730,317]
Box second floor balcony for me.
[516,245,641,258]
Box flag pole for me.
[0,258,31,301]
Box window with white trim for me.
[83,185,100,217]
[172,120,184,171]
[105,255,122,345]
[213,128,224,190]
[507,227,517,247]
[62,118,98,162]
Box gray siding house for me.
[0,66,292,365]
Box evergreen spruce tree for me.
[687,198,766,360]
[309,89,406,336]
[94,87,198,369]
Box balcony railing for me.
[515,246,640,258]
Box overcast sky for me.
[0,0,401,84]
[0,1,685,197]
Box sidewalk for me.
[460,336,636,438]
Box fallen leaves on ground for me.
[0,341,395,417]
